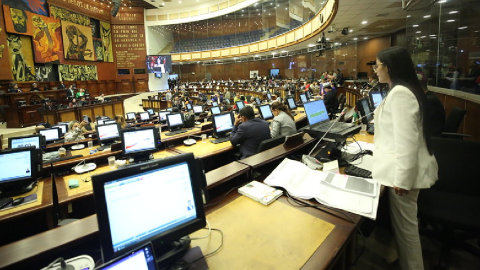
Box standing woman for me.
[373,46,438,270]
[270,101,296,138]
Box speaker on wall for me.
[111,0,121,17]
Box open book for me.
[264,158,380,219]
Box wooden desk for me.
[42,145,122,171]
[160,122,213,145]
[172,140,234,159]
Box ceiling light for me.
[449,11,458,14]
[364,37,368,40]
[458,26,468,29]
[361,21,367,24]
[423,15,431,18]
[308,44,316,47]
[353,38,358,40]
[447,19,455,22]
[281,51,288,53]
[349,29,353,32]
[407,15,411,18]
[416,31,421,33]
[438,0,447,3]
[420,36,426,38]
[178,0,181,3]
[413,24,419,27]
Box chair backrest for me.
[444,107,466,133]
[430,137,480,197]
[257,135,285,152]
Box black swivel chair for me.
[418,137,480,269]
[442,107,469,139]
[257,135,286,152]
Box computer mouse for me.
[12,197,24,206]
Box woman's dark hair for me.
[271,101,294,121]
[377,46,432,154]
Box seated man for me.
[322,85,338,116]
[230,106,271,159]
[30,83,41,92]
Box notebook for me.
[238,181,283,206]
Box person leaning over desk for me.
[270,101,296,138]
[65,120,88,142]
[372,46,438,270]
[230,106,271,159]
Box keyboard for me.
[211,137,230,144]
[312,121,354,133]
[97,145,111,151]
[165,129,188,136]
[0,197,12,209]
[344,164,372,179]
[43,154,84,165]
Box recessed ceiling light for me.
[416,31,421,33]
[349,29,353,32]
[308,44,316,47]
[407,15,411,18]
[413,24,419,27]
[438,0,447,3]
[458,26,468,29]
[363,37,368,40]
[449,11,458,14]
[420,36,426,38]
[361,21,367,24]
[353,38,358,40]
[281,51,288,53]
[178,0,181,3]
[447,19,455,22]
[423,15,431,18]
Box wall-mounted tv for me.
[146,55,172,74]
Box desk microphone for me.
[72,159,97,174]
[302,107,348,170]
[184,135,202,146]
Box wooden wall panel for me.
[356,36,392,75]
[104,105,114,118]
[94,107,104,117]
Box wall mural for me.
[58,64,97,81]
[3,0,48,16]
[32,14,63,63]
[35,63,58,82]
[50,5,90,26]
[3,5,33,36]
[61,20,94,61]
[100,21,113,62]
[7,34,35,81]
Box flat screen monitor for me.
[96,123,121,143]
[8,134,45,150]
[305,91,312,100]
[167,113,184,129]
[210,106,221,115]
[287,97,297,110]
[212,112,234,138]
[258,104,273,120]
[92,153,206,263]
[0,147,37,197]
[146,55,172,74]
[266,92,272,101]
[270,68,280,77]
[212,101,218,107]
[255,97,261,104]
[52,124,68,135]
[303,100,329,126]
[147,109,154,115]
[155,73,162,78]
[166,107,173,112]
[299,93,308,103]
[236,101,245,110]
[356,98,373,125]
[370,91,384,109]
[126,112,136,120]
[96,243,157,270]
[39,128,61,142]
[193,105,203,114]
[158,111,170,122]
[104,120,117,125]
[139,112,150,121]
[121,126,160,161]
[97,119,106,125]
[185,103,192,111]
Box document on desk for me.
[264,158,380,219]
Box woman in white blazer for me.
[373,47,438,270]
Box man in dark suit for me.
[66,85,75,100]
[323,85,338,116]
[230,106,271,159]
[58,80,66,89]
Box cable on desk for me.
[190,219,211,240]
[203,184,243,209]
[187,228,224,267]
[284,191,366,266]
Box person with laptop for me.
[270,101,297,138]
[65,120,88,142]
[372,46,438,270]
[230,106,270,159]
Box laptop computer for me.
[96,243,158,270]
[303,100,360,139]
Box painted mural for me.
[50,5,90,26]
[61,21,94,61]
[100,21,113,62]
[7,34,35,81]
[58,64,97,81]
[32,14,63,63]
[3,0,48,16]
[3,5,33,36]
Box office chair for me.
[257,135,285,152]
[441,106,469,139]
[418,137,480,269]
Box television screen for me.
[255,97,261,104]
[370,92,384,109]
[146,55,172,74]
[155,73,162,78]
[147,109,154,115]
[212,101,218,107]
[97,124,120,142]
[270,68,279,77]
[303,100,329,126]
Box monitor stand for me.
[155,236,191,269]
[131,153,154,164]
[0,181,36,198]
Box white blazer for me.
[372,85,438,189]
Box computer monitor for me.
[92,153,206,264]
[96,243,157,270]
[299,93,308,104]
[126,112,136,121]
[166,113,184,131]
[369,91,384,109]
[210,106,221,115]
[193,105,203,115]
[166,107,173,112]
[258,104,274,120]
[356,98,374,125]
[303,100,330,126]
[287,97,297,110]
[8,134,45,150]
[236,101,245,110]
[305,91,312,100]
[104,120,117,125]
[158,111,170,122]
[212,101,218,107]
[121,126,160,162]
[185,103,192,111]
[52,124,68,135]
[212,112,234,138]
[0,147,37,197]
[139,112,150,121]
[39,128,61,143]
[147,109,154,115]
[266,92,272,102]
[255,97,261,104]
[97,119,106,126]
[96,123,121,145]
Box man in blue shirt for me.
[230,106,271,159]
